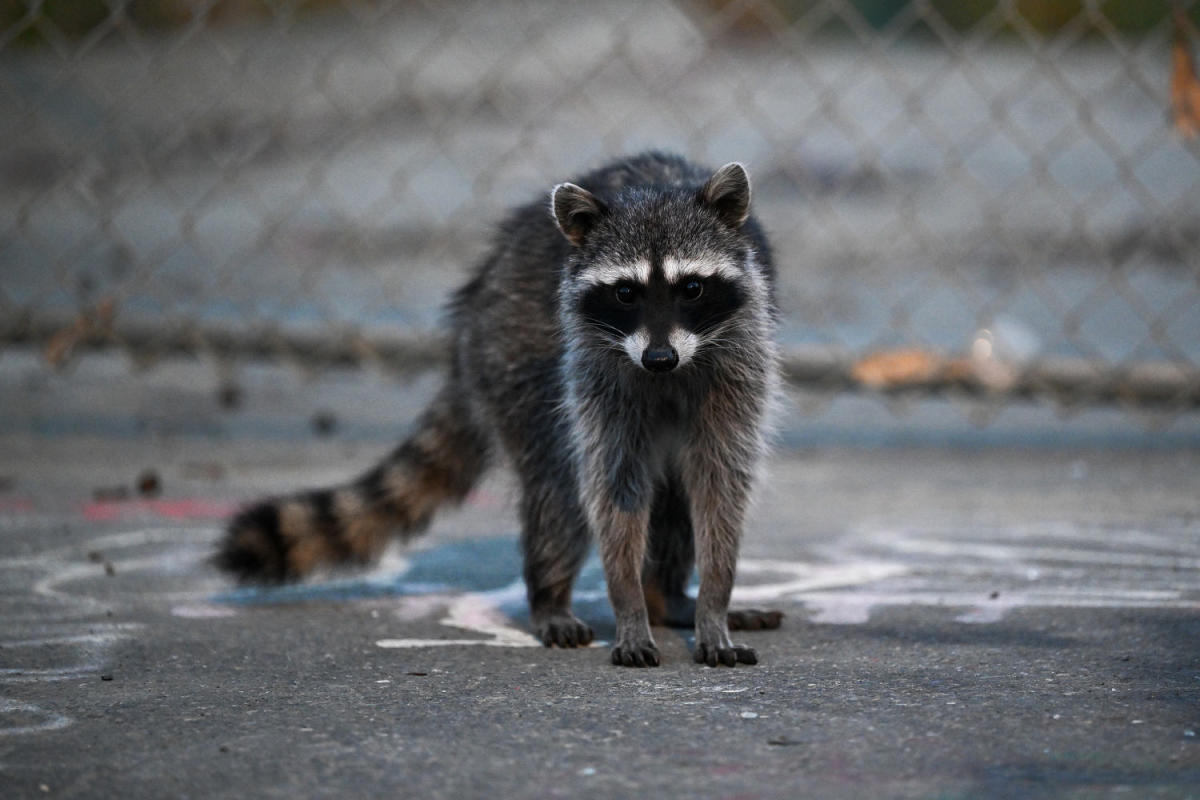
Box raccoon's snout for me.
[642,346,679,373]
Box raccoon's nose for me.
[642,346,679,373]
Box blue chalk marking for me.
[211,536,617,627]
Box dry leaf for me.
[1171,10,1200,140]
[850,349,943,389]
[41,296,119,368]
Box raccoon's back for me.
[450,203,567,359]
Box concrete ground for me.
[0,353,1198,799]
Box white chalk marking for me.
[731,559,907,604]
[171,603,238,619]
[376,582,542,650]
[0,700,72,737]
[0,628,143,683]
[884,537,1200,570]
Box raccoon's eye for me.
[614,284,637,305]
[680,279,704,301]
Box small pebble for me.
[767,736,802,747]
[136,470,161,497]
[217,384,242,409]
[312,411,338,436]
[100,673,113,681]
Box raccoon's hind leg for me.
[643,473,697,629]
[215,384,490,583]
[643,473,784,632]
[519,477,595,648]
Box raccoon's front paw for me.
[610,639,661,668]
[693,641,758,667]
[534,614,594,648]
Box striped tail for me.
[215,387,489,583]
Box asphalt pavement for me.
[0,356,1197,799]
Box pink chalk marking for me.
[710,764,750,776]
[82,498,236,522]
[0,498,36,513]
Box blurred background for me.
[2,0,1199,446]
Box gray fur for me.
[215,152,782,667]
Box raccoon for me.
[216,152,782,667]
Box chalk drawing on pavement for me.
[3,503,1198,738]
[0,520,220,738]
[0,699,72,738]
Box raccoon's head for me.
[553,162,769,374]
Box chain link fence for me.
[3,0,1200,418]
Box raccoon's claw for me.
[694,642,758,667]
[727,609,784,631]
[535,614,594,648]
[610,641,661,668]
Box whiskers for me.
[582,320,637,359]
[692,319,773,368]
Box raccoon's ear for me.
[700,162,751,229]
[552,183,604,247]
